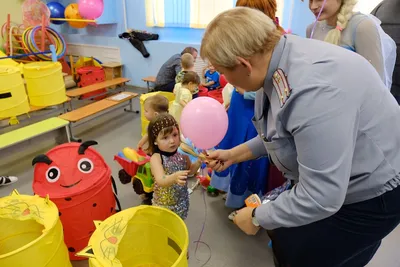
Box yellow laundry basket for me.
[24,61,67,106]
[77,206,189,267]
[0,65,30,119]
[0,190,71,267]
[140,92,175,136]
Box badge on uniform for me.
[272,68,292,107]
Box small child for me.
[170,71,200,123]
[201,64,220,91]
[175,53,194,83]
[176,53,199,98]
[137,94,169,151]
[148,114,202,219]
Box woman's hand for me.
[234,207,260,235]
[206,149,234,172]
[172,170,189,186]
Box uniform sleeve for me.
[244,135,268,159]
[354,18,385,81]
[255,85,359,229]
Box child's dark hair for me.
[181,71,200,85]
[144,94,169,113]
[147,113,180,154]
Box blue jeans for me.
[268,184,400,267]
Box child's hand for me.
[173,170,190,186]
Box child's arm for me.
[179,89,192,107]
[137,134,148,150]
[150,154,189,187]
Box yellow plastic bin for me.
[140,92,175,136]
[24,61,67,106]
[77,206,189,267]
[0,190,72,267]
[0,65,30,119]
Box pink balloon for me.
[78,0,104,19]
[180,97,228,150]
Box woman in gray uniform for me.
[202,7,400,267]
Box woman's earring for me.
[154,142,157,145]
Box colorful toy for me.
[77,206,189,267]
[21,26,67,60]
[32,141,118,260]
[114,148,154,195]
[0,190,71,267]
[65,3,88,29]
[207,185,219,197]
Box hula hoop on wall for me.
[22,26,66,60]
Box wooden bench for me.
[142,76,156,92]
[66,77,131,98]
[59,92,139,141]
[0,117,70,150]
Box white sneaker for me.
[0,176,18,187]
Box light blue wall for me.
[55,0,314,87]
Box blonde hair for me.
[181,53,194,70]
[201,7,281,69]
[143,94,169,113]
[324,0,358,45]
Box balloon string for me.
[193,187,212,267]
[310,0,328,39]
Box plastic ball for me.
[64,3,88,29]
[47,2,66,25]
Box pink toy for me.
[180,96,228,150]
[78,0,104,20]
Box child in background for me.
[170,71,200,124]
[201,64,220,91]
[137,94,170,152]
[176,53,199,99]
[148,114,202,219]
